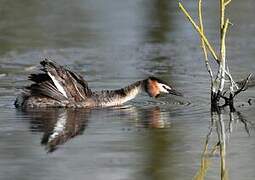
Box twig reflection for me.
[194,106,253,180]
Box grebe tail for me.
[15,59,92,108]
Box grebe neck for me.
[90,80,145,107]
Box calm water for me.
[0,0,255,180]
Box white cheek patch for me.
[158,83,171,93]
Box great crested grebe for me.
[15,59,182,108]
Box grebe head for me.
[145,77,182,98]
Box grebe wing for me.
[26,77,67,101]
[27,59,92,102]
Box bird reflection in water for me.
[194,106,254,180]
[135,106,171,129]
[20,105,170,153]
[21,109,90,153]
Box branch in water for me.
[179,0,251,108]
[233,73,253,97]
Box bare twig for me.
[220,0,225,31]
[179,3,219,62]
[233,73,252,97]
[218,19,230,94]
[225,65,239,92]
[224,0,232,7]
[180,0,250,108]
[198,0,214,82]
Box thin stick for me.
[224,0,232,7]
[216,0,227,93]
[233,73,252,97]
[218,0,226,93]
[225,65,239,91]
[220,0,225,31]
[179,3,219,62]
[198,0,214,81]
[218,19,230,93]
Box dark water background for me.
[0,0,254,180]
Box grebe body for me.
[15,59,182,108]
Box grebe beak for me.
[167,88,183,97]
[159,83,183,97]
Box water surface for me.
[0,0,255,180]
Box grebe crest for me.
[15,59,182,108]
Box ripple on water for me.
[126,96,210,125]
